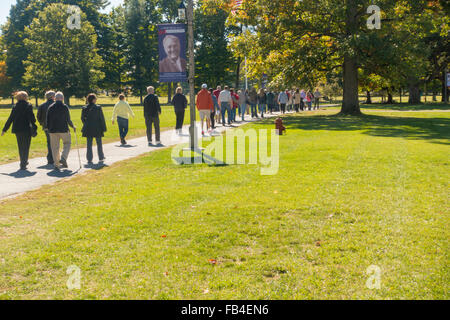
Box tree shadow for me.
[0,170,37,178]
[360,103,450,111]
[284,113,450,144]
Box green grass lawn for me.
[0,108,448,299]
[0,105,191,164]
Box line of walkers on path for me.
[1,85,322,171]
[172,85,322,136]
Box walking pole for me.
[74,128,82,170]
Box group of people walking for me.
[171,84,321,135]
[1,85,322,171]
[0,86,164,171]
[1,91,110,171]
[187,85,322,135]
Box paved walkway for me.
[0,106,342,200]
[0,112,281,200]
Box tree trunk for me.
[341,0,361,115]
[442,70,448,102]
[140,88,143,105]
[432,91,437,101]
[408,81,420,104]
[387,88,393,104]
[399,88,402,103]
[365,90,372,104]
[64,95,70,107]
[35,96,38,107]
[341,54,361,115]
[11,96,14,106]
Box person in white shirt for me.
[278,90,289,114]
[112,94,135,145]
[218,86,233,126]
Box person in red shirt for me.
[196,84,214,135]
[213,86,222,124]
[230,88,239,123]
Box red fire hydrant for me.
[275,117,286,135]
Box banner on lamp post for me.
[158,24,188,83]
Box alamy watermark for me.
[66,265,81,290]
[67,5,81,30]
[367,5,381,30]
[171,129,280,175]
[365,265,381,289]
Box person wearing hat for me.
[196,84,214,135]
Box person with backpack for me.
[37,91,56,165]
[112,94,135,145]
[81,93,107,164]
[1,91,37,171]
[46,92,76,170]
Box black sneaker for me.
[148,142,153,146]
[60,158,68,168]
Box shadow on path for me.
[47,169,75,178]
[84,163,109,171]
[0,170,37,178]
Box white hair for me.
[55,92,64,101]
[45,91,56,100]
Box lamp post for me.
[179,0,197,151]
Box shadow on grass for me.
[360,103,450,111]
[283,113,450,144]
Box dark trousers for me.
[145,115,160,142]
[221,102,231,125]
[117,116,129,139]
[86,136,104,162]
[280,104,286,114]
[175,110,185,130]
[250,104,258,118]
[15,132,31,168]
[210,111,215,129]
[300,99,305,111]
[45,131,54,164]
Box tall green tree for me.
[1,0,34,93]
[23,3,104,105]
[229,0,439,114]
[123,0,160,103]
[100,6,128,93]
[195,1,236,88]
